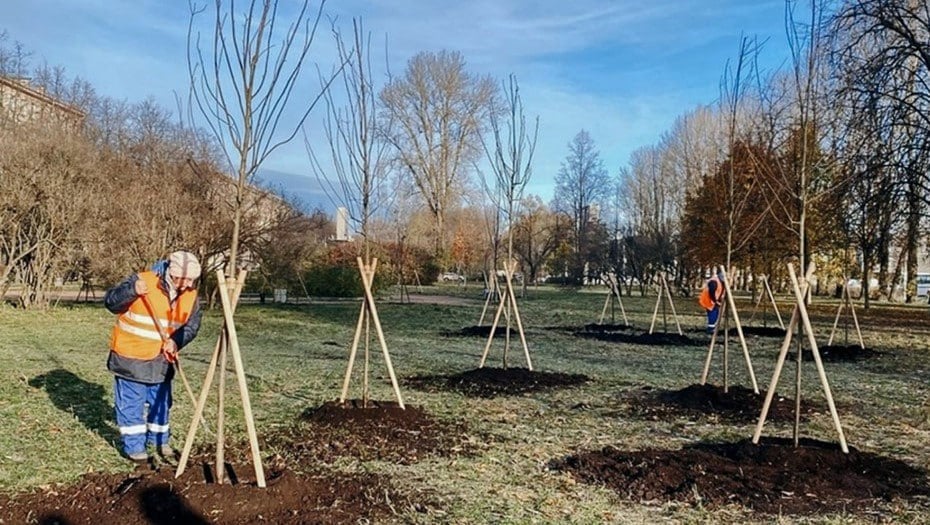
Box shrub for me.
[303,243,389,297]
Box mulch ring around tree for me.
[581,323,634,332]
[576,329,702,347]
[266,399,474,465]
[621,383,818,423]
[0,453,419,525]
[444,325,516,338]
[790,345,882,362]
[729,325,787,338]
[406,367,590,398]
[543,323,633,334]
[550,437,930,516]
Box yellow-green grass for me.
[2,286,930,524]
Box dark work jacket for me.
[103,261,202,384]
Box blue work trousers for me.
[114,376,172,455]
[706,304,721,334]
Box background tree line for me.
[3,0,930,309]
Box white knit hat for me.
[168,251,202,280]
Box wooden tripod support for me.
[478,270,498,327]
[648,273,682,335]
[479,260,532,370]
[746,275,785,330]
[700,266,758,393]
[752,262,848,452]
[826,275,864,348]
[340,257,405,409]
[598,272,629,325]
[176,270,267,487]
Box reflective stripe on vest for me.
[109,271,196,360]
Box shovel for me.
[140,293,211,435]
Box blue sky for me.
[4,0,791,211]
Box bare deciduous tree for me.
[833,0,930,302]
[0,122,97,308]
[187,0,334,276]
[308,18,391,258]
[512,195,563,286]
[379,50,497,262]
[482,74,538,268]
[552,130,611,282]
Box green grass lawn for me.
[3,284,930,523]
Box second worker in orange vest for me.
[699,271,725,334]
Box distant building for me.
[0,76,84,126]
[334,206,351,241]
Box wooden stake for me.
[699,298,723,385]
[504,261,533,371]
[752,284,804,444]
[598,273,629,325]
[661,274,683,336]
[721,267,757,393]
[827,277,864,349]
[648,278,662,334]
[752,262,848,453]
[215,269,266,486]
[479,260,532,370]
[699,266,758,393]
[786,264,848,453]
[747,275,785,330]
[339,299,367,402]
[479,281,508,368]
[215,328,228,483]
[764,276,785,330]
[478,272,497,327]
[356,257,404,408]
[176,270,245,479]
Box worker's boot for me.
[126,451,148,462]
[158,445,179,466]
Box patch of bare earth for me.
[581,323,634,332]
[552,437,930,515]
[0,401,457,524]
[406,367,590,398]
[0,454,413,524]
[730,326,787,338]
[792,345,882,362]
[576,329,702,346]
[623,383,818,423]
[445,325,515,338]
[268,399,474,465]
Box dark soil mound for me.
[551,437,930,515]
[267,399,470,465]
[0,455,413,524]
[625,384,816,423]
[731,326,787,338]
[582,323,633,332]
[446,325,514,338]
[792,345,881,362]
[578,330,701,346]
[406,367,590,398]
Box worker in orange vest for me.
[104,251,202,462]
[699,270,725,334]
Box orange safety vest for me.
[109,271,197,360]
[698,276,724,311]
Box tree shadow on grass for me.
[28,368,121,451]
